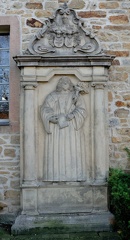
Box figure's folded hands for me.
[66,113,74,120]
[49,115,59,123]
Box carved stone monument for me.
[12,4,114,234]
[41,76,87,182]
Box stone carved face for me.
[56,77,73,92]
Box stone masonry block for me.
[109,15,129,24]
[78,11,106,18]
[45,2,59,10]
[4,149,16,158]
[69,0,85,9]
[114,109,129,118]
[11,136,20,145]
[99,2,119,9]
[26,3,43,9]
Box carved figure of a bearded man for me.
[41,76,87,181]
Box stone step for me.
[0,227,121,240]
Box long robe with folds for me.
[41,90,87,181]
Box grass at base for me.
[0,227,121,240]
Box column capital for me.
[91,82,106,89]
[21,83,38,90]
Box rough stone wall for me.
[0,134,20,215]
[0,0,130,215]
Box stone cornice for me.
[13,55,115,68]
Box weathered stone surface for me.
[0,177,8,184]
[26,18,43,28]
[0,171,10,174]
[35,10,53,18]
[0,138,6,144]
[109,118,119,127]
[78,11,106,18]
[13,2,23,9]
[123,43,130,50]
[10,180,20,189]
[45,1,59,10]
[0,192,4,201]
[26,7,102,56]
[106,51,129,57]
[115,95,121,100]
[114,153,120,159]
[12,172,20,178]
[97,32,118,42]
[99,2,119,9]
[105,25,130,31]
[23,28,29,34]
[0,202,7,210]
[110,72,128,82]
[108,91,113,102]
[58,0,69,2]
[122,3,130,9]
[112,137,121,143]
[6,10,24,14]
[122,136,130,142]
[0,0,129,222]
[4,149,16,158]
[108,10,126,15]
[120,119,127,123]
[115,101,125,107]
[0,146,2,154]
[4,190,20,200]
[2,136,9,140]
[114,109,129,118]
[92,25,102,30]
[10,135,20,145]
[127,102,130,108]
[112,59,120,66]
[1,161,19,167]
[25,3,43,9]
[11,212,114,234]
[109,15,129,24]
[124,94,130,101]
[69,0,85,9]
[117,128,130,136]
[108,43,121,50]
[22,14,32,18]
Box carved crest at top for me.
[26,3,103,56]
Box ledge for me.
[13,55,115,68]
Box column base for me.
[11,212,114,235]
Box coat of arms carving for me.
[26,3,102,56]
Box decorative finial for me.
[62,2,68,9]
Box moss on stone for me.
[0,226,121,240]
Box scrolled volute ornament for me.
[26,3,103,56]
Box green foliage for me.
[108,168,130,240]
[124,147,130,160]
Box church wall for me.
[0,0,130,217]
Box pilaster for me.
[92,82,108,183]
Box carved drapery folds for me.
[26,3,102,56]
[40,77,88,181]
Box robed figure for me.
[41,77,87,181]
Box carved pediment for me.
[26,4,103,56]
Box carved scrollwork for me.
[91,83,106,89]
[26,3,103,56]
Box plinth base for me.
[11,212,114,235]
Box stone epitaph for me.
[12,4,114,234]
[41,77,87,182]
